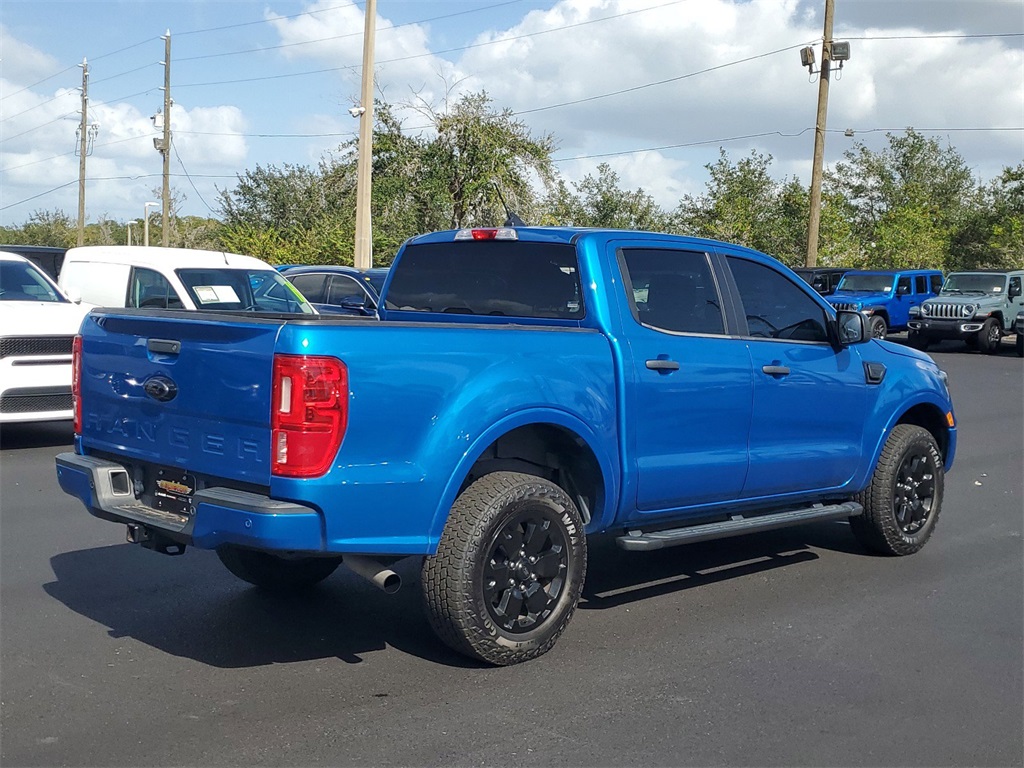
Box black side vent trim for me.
[864,361,887,385]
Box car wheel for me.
[421,471,587,666]
[850,424,944,556]
[217,546,342,591]
[868,315,888,339]
[978,318,1001,354]
[907,330,929,351]
[1016,333,1023,358]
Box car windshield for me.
[364,269,388,296]
[836,274,894,293]
[176,268,314,314]
[940,273,1006,295]
[0,259,66,303]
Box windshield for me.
[940,273,1006,295]
[176,268,314,314]
[0,259,66,303]
[836,274,894,293]
[365,268,388,296]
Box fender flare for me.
[863,394,956,484]
[425,407,620,551]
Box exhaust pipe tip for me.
[344,554,402,594]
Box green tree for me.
[826,129,978,269]
[672,150,808,265]
[543,163,667,230]
[413,91,556,229]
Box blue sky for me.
[2,0,1022,226]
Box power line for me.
[0,172,238,213]
[176,0,693,87]
[171,136,217,214]
[0,111,80,143]
[177,0,533,61]
[1,37,158,103]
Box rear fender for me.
[426,408,619,551]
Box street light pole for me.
[805,0,835,268]
[143,202,159,247]
[353,0,376,270]
[127,220,139,245]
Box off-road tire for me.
[850,424,944,556]
[868,315,888,339]
[978,318,1001,354]
[217,546,342,591]
[1016,333,1023,357]
[421,471,587,666]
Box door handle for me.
[761,365,790,376]
[646,359,680,372]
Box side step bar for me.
[616,501,863,551]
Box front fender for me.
[427,407,620,551]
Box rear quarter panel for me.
[270,320,619,555]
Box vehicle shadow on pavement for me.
[0,421,74,450]
[44,545,482,669]
[580,521,866,610]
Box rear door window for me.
[288,273,328,303]
[386,241,583,319]
[619,248,725,335]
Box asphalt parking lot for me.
[1,338,1021,767]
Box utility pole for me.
[353,0,376,270]
[160,31,172,247]
[805,0,834,268]
[76,58,89,247]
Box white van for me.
[58,246,314,314]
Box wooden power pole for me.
[353,0,376,270]
[805,0,835,268]
[76,58,89,247]
[160,31,172,247]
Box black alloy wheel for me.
[891,449,937,535]
[482,509,569,634]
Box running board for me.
[616,502,863,551]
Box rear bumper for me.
[55,452,324,552]
[908,318,985,339]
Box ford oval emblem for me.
[143,375,178,403]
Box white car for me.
[0,251,92,424]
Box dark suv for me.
[794,267,849,296]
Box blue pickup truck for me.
[56,227,957,665]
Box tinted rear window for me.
[385,241,583,319]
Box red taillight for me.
[271,354,348,478]
[72,335,83,435]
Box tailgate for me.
[78,311,284,486]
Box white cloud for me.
[0,2,1020,222]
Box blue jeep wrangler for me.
[828,269,944,339]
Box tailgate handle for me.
[148,338,181,355]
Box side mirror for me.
[1010,284,1022,299]
[339,296,368,310]
[833,310,867,347]
[64,286,83,304]
[896,284,910,296]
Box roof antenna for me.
[493,182,525,227]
